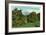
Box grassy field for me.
[12,21,40,28]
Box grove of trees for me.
[12,8,40,27]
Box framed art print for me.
[5,1,45,34]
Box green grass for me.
[12,21,40,28]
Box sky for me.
[11,6,40,15]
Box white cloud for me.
[17,8,21,10]
[22,9,40,15]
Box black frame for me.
[5,1,45,35]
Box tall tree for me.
[27,12,37,23]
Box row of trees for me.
[12,8,40,27]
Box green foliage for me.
[12,8,40,27]
[37,13,40,20]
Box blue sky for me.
[12,6,40,11]
[11,6,40,15]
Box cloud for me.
[22,9,40,15]
[22,10,33,15]
[17,8,21,10]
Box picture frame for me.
[5,1,45,35]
